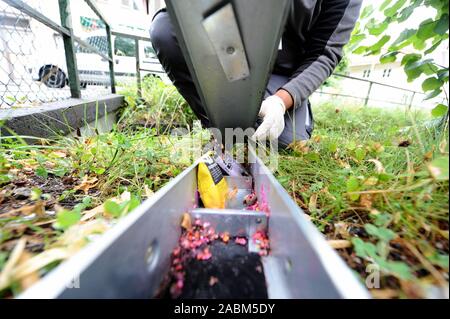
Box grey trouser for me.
[150,10,313,148]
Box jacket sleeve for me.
[282,0,362,108]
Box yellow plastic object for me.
[197,155,228,209]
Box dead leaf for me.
[370,289,399,299]
[424,150,433,161]
[360,194,374,208]
[368,159,385,174]
[11,248,73,285]
[81,191,130,221]
[180,213,192,230]
[17,251,40,290]
[372,143,385,153]
[3,201,46,218]
[334,222,349,237]
[328,240,352,249]
[57,220,109,249]
[44,161,56,169]
[144,184,155,198]
[74,175,99,194]
[51,150,67,158]
[308,193,318,212]
[289,140,310,154]
[0,190,5,205]
[337,159,350,169]
[0,238,27,291]
[227,186,238,200]
[439,140,448,154]
[363,177,379,186]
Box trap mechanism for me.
[19,0,370,299]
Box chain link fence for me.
[0,0,71,107]
[0,0,156,109]
[1,0,167,109]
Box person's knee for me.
[149,12,173,55]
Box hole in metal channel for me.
[285,258,293,273]
[226,46,235,54]
[145,240,160,273]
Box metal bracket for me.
[202,3,250,82]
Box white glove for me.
[252,95,286,141]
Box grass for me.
[0,78,208,297]
[277,103,449,298]
[0,78,448,298]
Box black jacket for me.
[277,0,362,108]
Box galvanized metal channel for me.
[19,148,370,299]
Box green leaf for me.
[437,69,449,82]
[424,88,442,100]
[412,36,427,50]
[384,0,407,17]
[54,210,81,230]
[366,35,391,54]
[431,104,449,118]
[397,5,415,22]
[401,53,421,66]
[30,188,42,201]
[360,5,374,19]
[417,19,438,41]
[0,252,8,271]
[380,51,399,64]
[428,156,449,181]
[428,253,449,269]
[365,224,397,242]
[367,19,390,36]
[434,13,449,35]
[104,200,123,218]
[346,176,360,201]
[404,58,437,82]
[352,238,378,260]
[380,0,392,11]
[391,29,416,48]
[379,259,414,280]
[422,77,443,91]
[355,148,367,161]
[425,38,444,54]
[35,166,48,179]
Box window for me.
[363,69,371,78]
[121,0,144,11]
[76,36,108,54]
[382,68,392,78]
[114,37,136,57]
[144,45,157,59]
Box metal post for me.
[364,81,373,106]
[408,92,416,109]
[106,24,116,94]
[58,0,81,99]
[135,38,142,98]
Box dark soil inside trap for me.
[161,240,268,299]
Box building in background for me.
[146,0,165,17]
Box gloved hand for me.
[252,95,286,141]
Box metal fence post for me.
[364,81,373,106]
[135,38,142,98]
[106,25,116,94]
[408,92,416,109]
[58,0,81,99]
